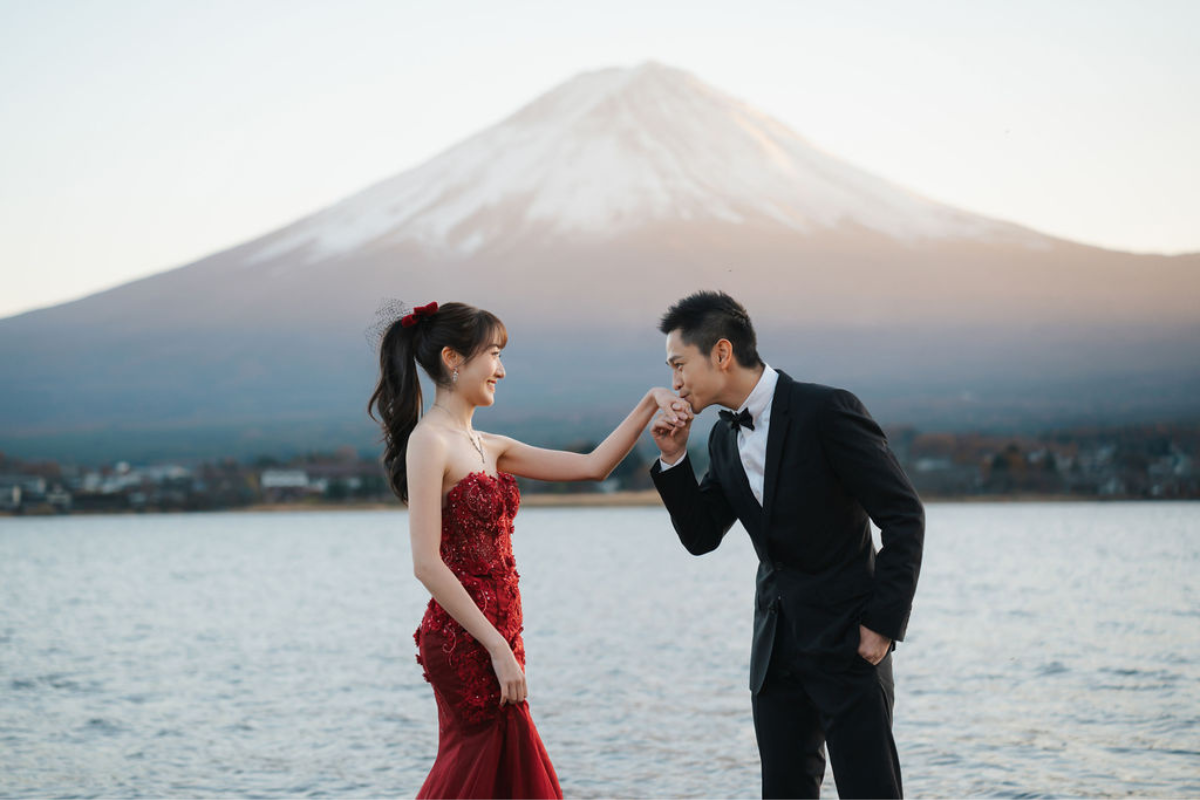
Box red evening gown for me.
[413,471,562,799]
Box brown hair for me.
[366,302,507,503]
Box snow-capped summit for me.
[249,61,1039,266]
[3,62,1196,451]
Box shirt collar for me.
[736,364,778,424]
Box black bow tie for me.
[720,408,755,432]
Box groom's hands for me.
[650,390,693,464]
[857,624,892,665]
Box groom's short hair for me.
[659,290,764,368]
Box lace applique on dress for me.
[414,471,524,725]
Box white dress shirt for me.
[660,364,779,506]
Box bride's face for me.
[454,341,505,406]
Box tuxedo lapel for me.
[716,419,759,512]
[761,370,793,525]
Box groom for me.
[649,290,924,799]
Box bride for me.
[367,300,690,798]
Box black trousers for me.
[751,644,902,799]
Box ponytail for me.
[366,301,507,504]
[367,323,422,503]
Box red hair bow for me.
[401,301,439,328]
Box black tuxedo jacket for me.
[650,370,925,693]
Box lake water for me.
[1,502,1197,798]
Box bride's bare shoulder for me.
[408,421,451,458]
[479,430,518,454]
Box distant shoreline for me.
[238,492,1133,512]
[3,492,1190,518]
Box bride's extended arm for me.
[495,388,690,482]
[407,428,526,706]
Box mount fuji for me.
[247,62,1040,263]
[2,62,1197,463]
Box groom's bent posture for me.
[650,291,924,799]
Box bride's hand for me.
[649,387,692,427]
[489,642,527,706]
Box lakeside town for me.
[1,421,1196,516]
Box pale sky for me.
[1,0,1197,319]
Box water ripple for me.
[0,502,1197,797]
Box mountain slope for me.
[1,62,1196,463]
[245,62,1045,267]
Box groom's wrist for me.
[658,451,687,470]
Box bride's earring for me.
[452,367,459,384]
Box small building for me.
[260,469,318,502]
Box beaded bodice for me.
[438,470,521,577]
[414,471,525,725]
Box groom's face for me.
[665,329,724,412]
